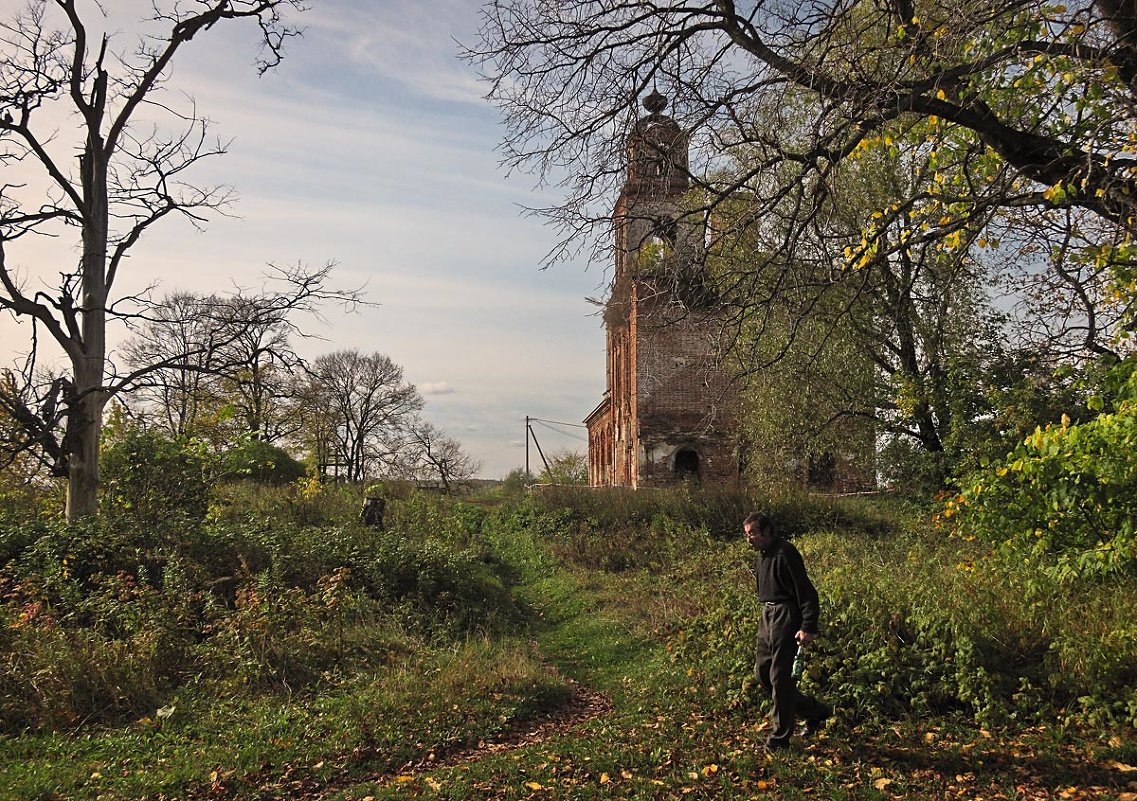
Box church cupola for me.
[625,90,689,197]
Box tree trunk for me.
[66,356,103,519]
[67,133,110,521]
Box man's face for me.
[745,522,773,550]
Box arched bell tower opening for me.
[584,91,740,489]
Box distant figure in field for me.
[745,511,831,751]
[360,496,386,529]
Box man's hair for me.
[743,512,773,533]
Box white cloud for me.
[301,0,487,106]
[420,382,455,395]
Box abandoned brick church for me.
[585,91,740,488]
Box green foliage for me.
[512,486,754,572]
[1,484,1135,798]
[536,449,588,485]
[951,357,1137,582]
[0,480,526,732]
[498,468,536,497]
[0,636,568,801]
[0,520,209,729]
[100,426,214,533]
[671,499,1137,728]
[220,438,306,484]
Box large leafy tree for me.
[950,359,1137,579]
[0,0,305,519]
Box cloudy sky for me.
[0,0,608,478]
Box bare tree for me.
[212,291,306,444]
[296,350,424,483]
[121,292,225,438]
[121,266,346,447]
[0,0,309,518]
[400,418,483,492]
[0,365,68,479]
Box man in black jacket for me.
[745,511,831,751]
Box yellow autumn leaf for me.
[425,778,443,791]
[874,777,893,790]
[525,781,544,790]
[396,775,415,783]
[600,772,610,784]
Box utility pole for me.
[525,415,530,477]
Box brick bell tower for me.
[585,91,740,488]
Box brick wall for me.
[631,284,739,487]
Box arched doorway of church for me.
[674,448,700,481]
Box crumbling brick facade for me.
[586,91,740,489]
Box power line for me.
[526,416,586,428]
[525,415,589,475]
[532,419,588,441]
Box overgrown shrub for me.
[515,486,904,572]
[220,438,307,484]
[0,620,168,730]
[101,427,214,537]
[950,357,1137,581]
[203,568,390,688]
[0,483,526,732]
[671,512,1137,728]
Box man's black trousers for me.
[755,602,828,747]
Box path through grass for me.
[325,516,1137,801]
[4,501,1134,800]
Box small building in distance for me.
[585,91,740,488]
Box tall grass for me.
[0,479,525,733]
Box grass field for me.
[2,488,1135,800]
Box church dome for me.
[626,91,689,195]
